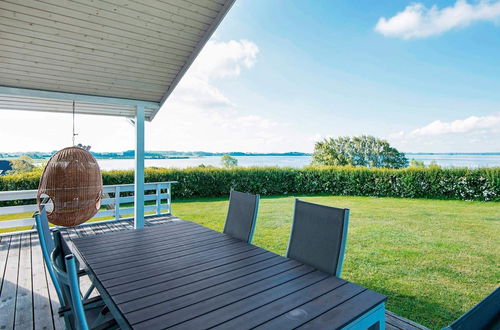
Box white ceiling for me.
[0,0,235,121]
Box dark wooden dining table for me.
[70,219,386,329]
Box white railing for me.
[0,181,176,233]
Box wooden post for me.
[134,104,145,229]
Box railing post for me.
[156,183,161,216]
[167,183,171,215]
[114,186,120,221]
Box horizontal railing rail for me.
[0,181,177,234]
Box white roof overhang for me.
[0,0,235,121]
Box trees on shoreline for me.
[312,135,408,169]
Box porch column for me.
[134,104,145,229]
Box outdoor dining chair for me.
[223,190,260,243]
[286,199,349,277]
[51,230,117,330]
[443,286,500,330]
[34,207,95,303]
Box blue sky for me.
[2,0,500,152]
[208,0,500,152]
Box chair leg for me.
[82,284,95,300]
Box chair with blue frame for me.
[34,206,95,302]
[443,286,500,330]
[286,199,349,277]
[34,207,113,329]
[223,190,260,243]
[51,229,117,330]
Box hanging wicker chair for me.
[37,146,103,227]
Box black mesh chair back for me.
[286,199,349,277]
[444,286,500,330]
[223,190,260,243]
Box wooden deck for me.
[0,216,428,330]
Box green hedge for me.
[1,166,499,201]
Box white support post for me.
[134,104,145,229]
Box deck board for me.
[32,234,56,330]
[0,216,428,330]
[14,233,33,329]
[0,234,20,330]
[0,235,11,291]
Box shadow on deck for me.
[0,216,428,330]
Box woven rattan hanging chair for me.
[37,146,103,227]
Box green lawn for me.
[171,195,499,329]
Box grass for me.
[170,195,499,329]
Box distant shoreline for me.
[2,153,499,170]
[1,151,499,161]
[0,151,313,160]
[405,152,500,156]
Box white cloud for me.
[147,39,300,152]
[170,76,233,109]
[388,113,500,152]
[409,113,500,136]
[189,39,259,80]
[168,39,259,109]
[375,0,500,39]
